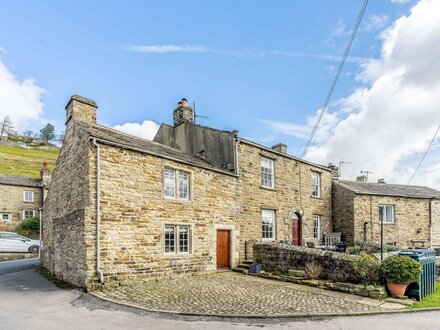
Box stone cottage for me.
[0,165,51,229]
[332,177,440,248]
[42,95,333,289]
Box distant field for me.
[0,145,59,178]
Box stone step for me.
[237,263,251,270]
[242,260,254,265]
[288,269,307,278]
[232,267,249,275]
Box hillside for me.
[0,144,59,179]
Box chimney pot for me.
[356,175,368,182]
[271,143,287,154]
[65,94,97,125]
[173,99,193,126]
[377,178,386,184]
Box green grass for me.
[411,283,440,308]
[0,145,59,178]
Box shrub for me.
[346,246,362,255]
[352,252,381,284]
[305,262,323,280]
[15,216,40,239]
[381,256,422,285]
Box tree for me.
[0,116,15,137]
[39,123,55,143]
[23,130,34,137]
[55,131,65,145]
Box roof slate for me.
[76,121,233,174]
[0,174,42,188]
[336,180,440,199]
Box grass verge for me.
[410,283,440,308]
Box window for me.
[23,191,34,202]
[163,168,190,200]
[311,172,321,197]
[379,205,395,224]
[261,157,275,188]
[23,210,35,219]
[0,213,11,223]
[262,209,275,240]
[313,215,321,239]
[164,225,191,254]
[0,233,24,240]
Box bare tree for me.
[0,116,15,137]
[23,130,34,137]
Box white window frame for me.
[164,224,192,255]
[23,191,34,203]
[23,210,35,219]
[163,168,190,201]
[311,172,321,197]
[0,213,11,223]
[313,215,321,240]
[379,205,395,224]
[261,157,275,189]
[261,209,276,240]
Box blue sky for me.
[2,0,440,187]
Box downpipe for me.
[92,138,104,285]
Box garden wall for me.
[253,242,360,283]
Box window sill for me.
[310,195,322,200]
[379,222,396,225]
[262,238,275,242]
[163,253,194,258]
[260,186,276,191]
[164,197,192,203]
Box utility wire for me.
[301,0,369,158]
[407,124,440,185]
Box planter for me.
[387,283,407,297]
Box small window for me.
[0,213,11,223]
[23,210,35,219]
[311,172,321,197]
[262,209,275,240]
[261,157,275,188]
[163,168,190,200]
[23,191,34,202]
[164,225,191,254]
[313,215,321,239]
[379,205,395,224]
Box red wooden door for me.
[216,230,230,269]
[292,218,301,246]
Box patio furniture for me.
[325,232,342,247]
[304,238,320,248]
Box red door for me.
[216,230,230,269]
[292,217,301,246]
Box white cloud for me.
[262,0,440,188]
[361,15,389,32]
[0,59,45,132]
[113,120,160,140]
[124,45,208,54]
[0,47,6,54]
[331,19,346,36]
[390,0,411,4]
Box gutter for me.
[92,138,104,285]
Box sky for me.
[0,0,439,188]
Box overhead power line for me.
[407,124,440,185]
[301,0,369,158]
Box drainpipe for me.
[92,138,104,285]
[38,207,42,260]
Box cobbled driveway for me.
[95,272,389,316]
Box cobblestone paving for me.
[97,272,385,316]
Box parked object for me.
[0,231,40,253]
[398,249,436,300]
[249,263,262,274]
[325,232,341,247]
[381,255,422,298]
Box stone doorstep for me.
[384,297,416,306]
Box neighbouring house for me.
[41,95,333,290]
[0,164,51,229]
[332,176,440,248]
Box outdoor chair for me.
[325,232,342,247]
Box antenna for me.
[193,101,209,124]
[338,161,353,178]
[360,170,373,181]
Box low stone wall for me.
[253,242,360,283]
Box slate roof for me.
[0,174,42,188]
[76,121,235,175]
[336,180,440,199]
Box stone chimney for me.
[377,178,386,184]
[356,175,367,182]
[65,94,97,125]
[271,143,287,154]
[173,98,193,126]
[40,161,51,201]
[328,162,339,179]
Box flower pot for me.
[387,283,407,297]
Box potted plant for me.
[381,256,422,297]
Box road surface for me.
[0,257,39,276]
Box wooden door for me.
[292,218,301,246]
[216,230,230,269]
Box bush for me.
[352,252,381,284]
[305,262,323,280]
[346,246,363,255]
[15,216,40,238]
[381,256,422,285]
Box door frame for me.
[216,229,232,270]
[291,212,302,246]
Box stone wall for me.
[0,184,42,229]
[253,242,359,283]
[431,200,440,248]
[331,182,355,244]
[353,195,431,248]
[237,141,332,260]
